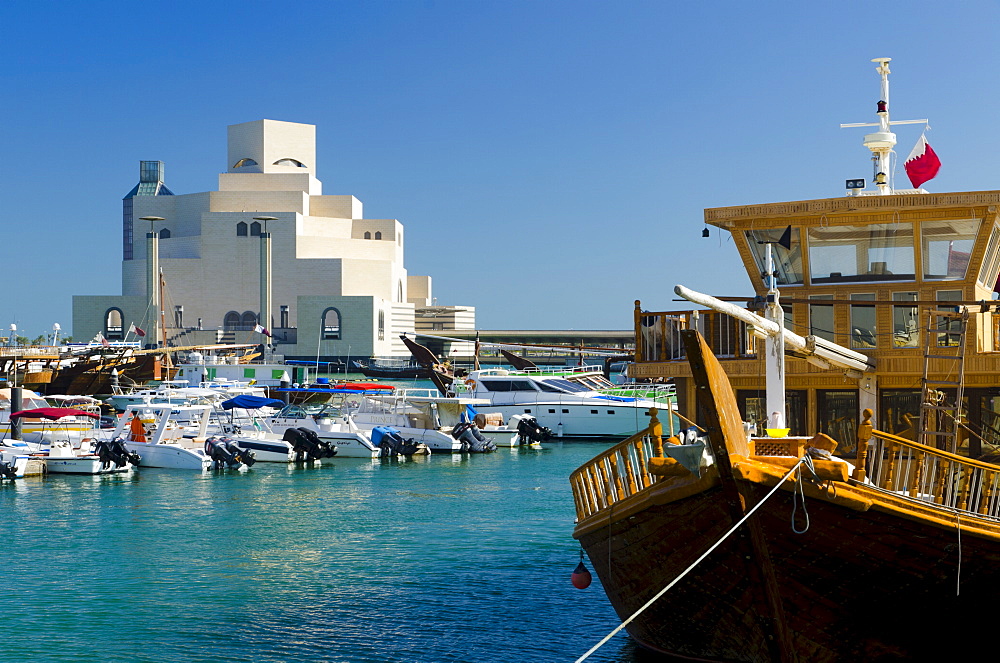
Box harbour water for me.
[3,439,663,662]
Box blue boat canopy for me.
[221,395,285,410]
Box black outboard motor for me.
[282,427,337,463]
[94,437,141,469]
[451,421,496,453]
[376,428,430,457]
[204,436,254,469]
[514,416,552,445]
[0,460,17,480]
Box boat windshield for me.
[538,379,591,394]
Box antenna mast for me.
[840,58,928,195]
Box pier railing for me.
[859,428,1000,518]
[570,411,670,522]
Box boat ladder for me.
[918,308,968,453]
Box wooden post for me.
[634,300,643,363]
[854,408,873,481]
[648,407,663,458]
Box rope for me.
[791,454,817,534]
[576,456,809,662]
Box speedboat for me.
[1,388,100,448]
[7,407,137,475]
[216,394,338,463]
[451,366,674,438]
[113,404,251,470]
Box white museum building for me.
[73,119,474,360]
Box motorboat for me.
[113,404,252,470]
[450,366,674,438]
[265,398,427,458]
[6,407,137,475]
[216,394,338,463]
[106,380,224,411]
[1,388,100,448]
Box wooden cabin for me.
[631,190,1000,457]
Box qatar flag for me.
[904,135,941,188]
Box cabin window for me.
[607,410,615,415]
[223,311,241,330]
[893,292,919,348]
[936,290,963,347]
[739,390,807,436]
[250,221,262,237]
[480,380,535,392]
[590,410,598,414]
[524,409,531,414]
[978,223,1000,289]
[322,308,341,340]
[104,308,124,340]
[746,228,804,285]
[850,293,877,349]
[922,218,980,281]
[808,222,914,283]
[818,390,859,456]
[237,222,248,236]
[809,295,835,343]
[561,409,569,414]
[548,409,556,414]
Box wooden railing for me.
[859,427,1000,518]
[570,410,668,522]
[633,301,757,364]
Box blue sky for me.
[3,1,999,339]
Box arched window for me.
[374,231,382,240]
[364,231,371,240]
[322,307,341,339]
[241,311,258,329]
[104,308,124,340]
[273,158,306,167]
[237,222,248,237]
[250,221,262,236]
[378,310,385,341]
[159,228,171,239]
[224,311,241,330]
[233,158,258,168]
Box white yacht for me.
[451,366,675,438]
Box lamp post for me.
[52,323,61,346]
[253,216,279,349]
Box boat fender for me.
[571,551,592,590]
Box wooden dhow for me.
[572,329,1000,661]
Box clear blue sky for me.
[3,1,998,339]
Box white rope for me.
[575,456,808,662]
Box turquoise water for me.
[2,441,661,662]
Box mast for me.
[840,58,928,195]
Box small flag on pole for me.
[254,324,272,337]
[904,134,941,188]
[129,323,146,338]
[99,333,110,348]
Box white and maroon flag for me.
[129,323,146,338]
[254,324,272,337]
[99,333,110,348]
[904,134,941,188]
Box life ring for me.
[464,378,476,390]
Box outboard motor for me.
[451,421,496,453]
[94,437,141,469]
[0,460,17,481]
[227,439,256,467]
[282,427,337,463]
[204,436,252,469]
[511,415,552,445]
[374,426,431,457]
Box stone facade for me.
[73,119,473,360]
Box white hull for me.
[124,441,211,470]
[43,456,132,475]
[310,432,381,458]
[473,402,671,438]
